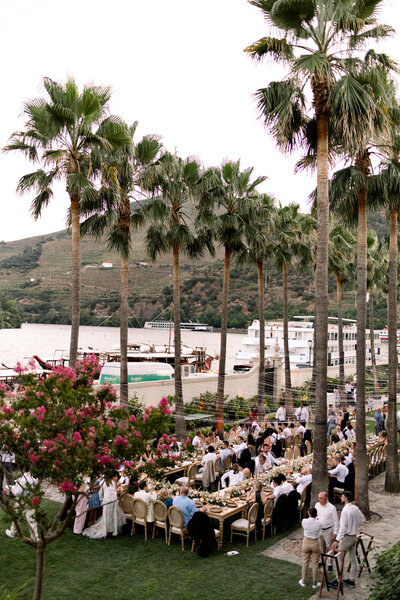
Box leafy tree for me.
[246,0,392,502]
[4,77,130,365]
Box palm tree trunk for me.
[69,195,80,367]
[33,544,45,600]
[257,259,265,419]
[385,207,400,492]
[172,243,186,439]
[337,275,346,407]
[355,152,370,517]
[368,290,380,398]
[311,91,329,503]
[120,254,129,406]
[216,248,231,433]
[283,261,293,420]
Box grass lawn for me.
[0,501,315,600]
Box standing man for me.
[315,491,339,572]
[345,381,353,402]
[275,403,286,425]
[330,491,365,589]
[373,408,383,436]
[295,402,309,427]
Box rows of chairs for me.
[368,445,386,477]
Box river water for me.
[0,323,245,370]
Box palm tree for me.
[203,161,265,433]
[81,123,162,405]
[246,0,391,501]
[272,204,314,420]
[4,77,130,365]
[328,222,356,405]
[369,158,400,493]
[242,193,276,418]
[366,233,383,399]
[137,152,212,438]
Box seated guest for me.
[330,425,344,444]
[263,444,283,469]
[141,443,155,462]
[251,420,262,437]
[228,424,239,443]
[198,445,217,472]
[283,424,292,439]
[233,436,248,460]
[157,487,173,508]
[271,476,284,505]
[328,455,349,501]
[296,421,305,438]
[254,454,269,476]
[133,479,157,522]
[378,429,387,445]
[205,431,216,445]
[221,463,245,488]
[192,431,204,448]
[295,467,313,496]
[343,423,355,441]
[172,485,197,528]
[220,440,232,470]
[276,473,294,495]
[247,433,256,457]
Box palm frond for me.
[293,52,331,80]
[350,24,394,48]
[270,0,315,31]
[244,36,294,62]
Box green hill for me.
[0,215,390,329]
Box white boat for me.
[235,316,383,369]
[143,320,213,332]
[99,361,174,385]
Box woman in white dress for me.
[83,475,126,539]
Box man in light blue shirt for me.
[172,485,197,528]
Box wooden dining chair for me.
[168,505,188,551]
[132,498,149,540]
[262,498,274,540]
[152,500,168,543]
[175,462,197,487]
[284,448,294,461]
[119,493,135,535]
[230,502,258,547]
[293,445,300,459]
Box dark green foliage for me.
[0,244,42,271]
[0,299,22,329]
[368,542,400,600]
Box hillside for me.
[0,216,390,330]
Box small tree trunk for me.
[355,153,370,518]
[385,207,400,492]
[33,544,45,600]
[337,275,346,407]
[69,195,81,366]
[368,290,380,398]
[215,248,231,433]
[257,260,265,419]
[311,100,329,503]
[172,243,186,439]
[283,262,294,420]
[120,254,129,406]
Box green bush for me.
[368,542,400,600]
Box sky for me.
[1,0,400,243]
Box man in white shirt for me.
[277,474,294,495]
[328,456,349,502]
[315,491,339,571]
[263,446,282,469]
[271,476,284,506]
[5,472,39,540]
[330,491,365,589]
[295,467,312,496]
[295,403,309,426]
[221,463,245,488]
[296,422,306,438]
[133,480,157,522]
[343,424,355,441]
[276,405,286,424]
[233,437,247,460]
[282,425,292,438]
[199,445,217,472]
